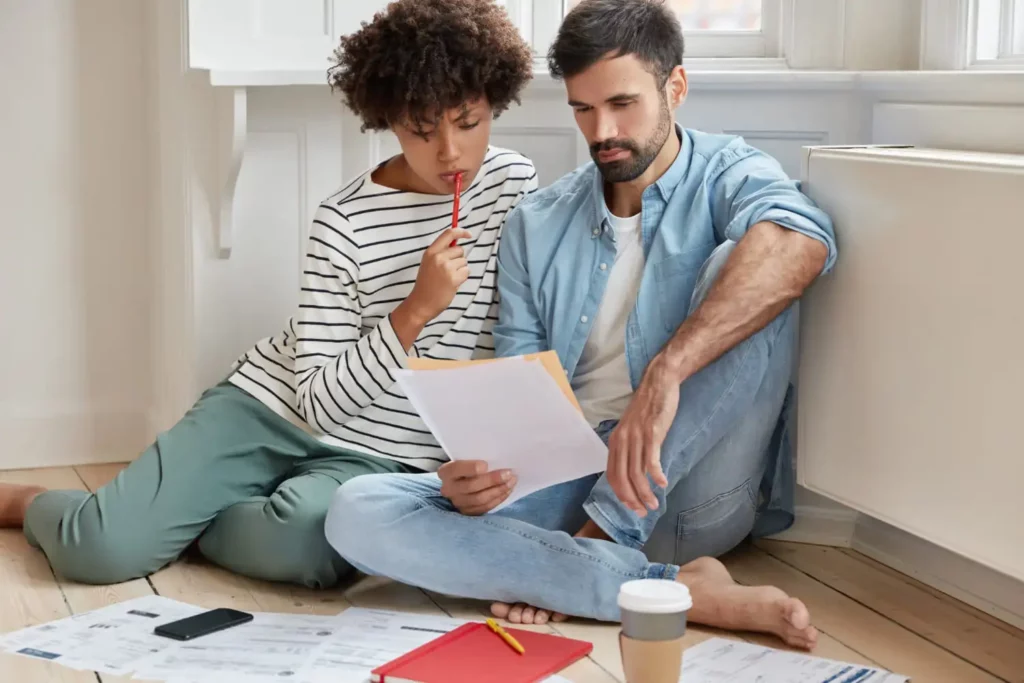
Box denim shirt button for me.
[580,315,589,323]
[599,262,608,271]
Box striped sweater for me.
[229,147,538,471]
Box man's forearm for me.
[656,221,828,384]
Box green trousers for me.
[23,382,412,588]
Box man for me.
[0,0,536,589]
[325,0,836,650]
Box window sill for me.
[205,58,789,87]
[203,65,1024,103]
[967,59,1024,71]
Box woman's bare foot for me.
[0,483,46,527]
[680,556,819,650]
[490,601,568,625]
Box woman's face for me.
[392,98,494,195]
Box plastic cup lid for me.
[617,579,693,614]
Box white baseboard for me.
[767,504,859,547]
[852,515,1024,631]
[0,410,151,470]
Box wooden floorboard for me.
[838,546,1024,637]
[725,544,1006,682]
[0,468,99,682]
[4,465,1021,683]
[760,540,1024,682]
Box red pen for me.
[449,171,463,246]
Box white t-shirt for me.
[572,209,646,427]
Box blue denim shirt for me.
[494,126,837,536]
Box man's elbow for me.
[782,229,830,296]
[753,221,831,295]
[797,233,829,274]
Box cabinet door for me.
[798,146,1024,583]
[188,0,391,72]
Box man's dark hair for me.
[328,0,534,132]
[549,0,684,84]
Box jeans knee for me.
[324,475,403,570]
[670,479,757,565]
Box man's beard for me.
[590,99,673,183]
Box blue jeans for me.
[325,242,796,621]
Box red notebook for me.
[370,621,593,683]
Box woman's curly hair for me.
[328,0,534,132]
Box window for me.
[567,0,762,30]
[973,0,1024,65]
[563,0,778,59]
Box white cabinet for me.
[797,145,1024,583]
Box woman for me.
[0,0,536,589]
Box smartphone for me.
[153,608,253,641]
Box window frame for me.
[920,0,1024,70]
[502,0,782,64]
[971,0,1024,67]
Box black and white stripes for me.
[229,148,537,470]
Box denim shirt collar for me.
[590,123,692,232]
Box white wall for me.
[0,0,154,468]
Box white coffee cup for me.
[617,579,693,683]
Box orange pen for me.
[449,171,463,246]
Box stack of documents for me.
[397,354,608,511]
[0,596,572,682]
[681,638,909,682]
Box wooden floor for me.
[2,465,1022,683]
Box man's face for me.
[392,98,494,194]
[564,54,683,183]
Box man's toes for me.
[490,602,512,619]
[533,609,550,625]
[551,612,569,622]
[508,603,526,624]
[521,606,536,624]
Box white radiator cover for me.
[797,146,1024,583]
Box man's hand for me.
[606,357,679,516]
[438,460,516,515]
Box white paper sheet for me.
[680,638,909,682]
[2,601,583,683]
[132,612,345,682]
[396,358,608,510]
[297,608,466,683]
[0,595,203,675]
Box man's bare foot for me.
[680,556,819,650]
[489,520,614,624]
[490,601,568,625]
[0,483,46,527]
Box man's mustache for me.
[590,139,639,156]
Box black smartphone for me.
[153,608,253,641]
